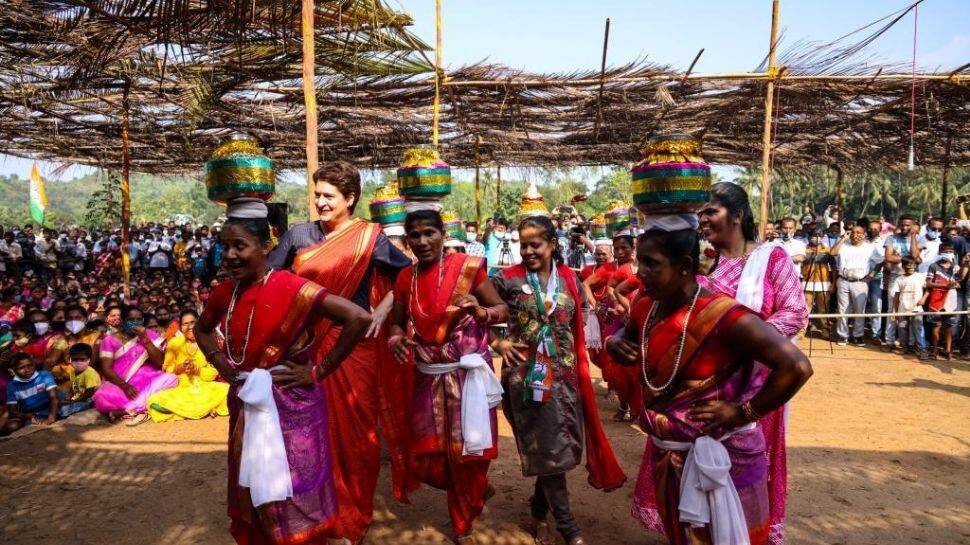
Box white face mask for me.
[65,320,86,335]
[939,253,956,263]
[33,321,50,336]
[466,232,478,243]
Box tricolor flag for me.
[29,163,48,226]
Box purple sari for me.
[93,331,178,414]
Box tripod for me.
[498,239,516,266]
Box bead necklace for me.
[411,253,445,318]
[640,285,701,392]
[224,269,273,368]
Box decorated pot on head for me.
[442,210,465,249]
[517,182,550,222]
[205,134,275,204]
[369,183,407,230]
[590,214,608,239]
[631,133,711,215]
[398,147,451,213]
[605,201,631,236]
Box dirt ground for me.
[1,341,968,545]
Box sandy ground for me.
[1,341,968,545]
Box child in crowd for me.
[891,256,927,358]
[923,245,966,360]
[2,352,58,435]
[58,343,101,418]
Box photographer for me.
[565,218,595,269]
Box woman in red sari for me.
[268,161,412,543]
[196,202,372,545]
[606,227,812,545]
[584,234,640,421]
[388,210,509,543]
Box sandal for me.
[533,518,554,545]
[125,413,151,427]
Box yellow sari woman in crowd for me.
[148,310,228,422]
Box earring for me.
[681,270,688,276]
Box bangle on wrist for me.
[741,401,763,423]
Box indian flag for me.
[29,163,48,226]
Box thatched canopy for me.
[0,0,966,173]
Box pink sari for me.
[93,330,178,414]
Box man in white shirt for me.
[830,225,878,345]
[917,217,944,274]
[778,217,807,275]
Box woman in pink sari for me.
[689,182,808,545]
[93,306,178,425]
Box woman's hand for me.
[493,339,529,368]
[121,383,139,400]
[606,335,639,365]
[271,359,316,389]
[455,294,488,322]
[388,334,416,364]
[366,294,394,338]
[687,400,747,435]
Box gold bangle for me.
[741,401,763,422]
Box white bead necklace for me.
[640,285,701,392]
[224,269,273,368]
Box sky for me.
[1,0,967,182]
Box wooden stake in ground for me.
[940,131,952,219]
[759,0,781,238]
[120,80,132,298]
[302,0,319,220]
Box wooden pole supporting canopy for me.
[302,0,320,220]
[759,0,781,238]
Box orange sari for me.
[292,218,411,542]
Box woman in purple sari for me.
[93,306,178,425]
[607,227,812,545]
[194,201,371,545]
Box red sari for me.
[201,271,337,545]
[292,219,411,542]
[589,261,642,411]
[394,253,494,536]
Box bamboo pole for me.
[496,165,502,214]
[120,80,132,299]
[758,0,781,239]
[834,165,844,219]
[474,135,482,226]
[302,0,320,221]
[940,131,952,219]
[593,17,610,137]
[432,0,443,148]
[244,72,970,93]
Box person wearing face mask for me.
[863,220,889,344]
[778,217,807,274]
[26,309,68,371]
[801,228,835,335]
[146,310,229,423]
[57,343,101,418]
[50,305,102,393]
[92,306,178,426]
[923,245,967,360]
[464,221,486,257]
[830,225,880,346]
[917,217,946,274]
[484,217,511,272]
[884,214,922,345]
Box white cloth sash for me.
[651,423,757,545]
[236,366,292,507]
[416,353,503,456]
[735,242,780,315]
[584,310,602,350]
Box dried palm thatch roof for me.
[0,0,966,174]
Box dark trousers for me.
[530,473,579,541]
